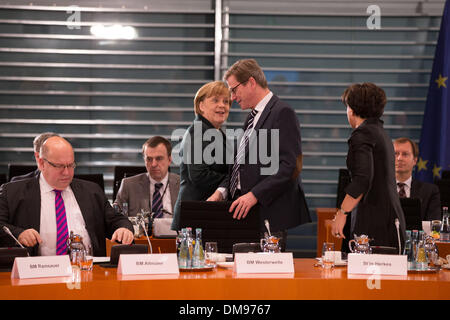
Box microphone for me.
[137,214,153,254]
[2,226,30,256]
[395,218,401,255]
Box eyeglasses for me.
[230,79,248,95]
[43,158,76,170]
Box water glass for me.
[79,245,93,271]
[205,242,218,267]
[431,220,442,239]
[322,242,335,269]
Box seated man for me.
[0,136,134,256]
[394,137,441,221]
[115,136,180,217]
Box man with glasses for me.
[114,136,180,217]
[0,136,134,256]
[213,59,310,250]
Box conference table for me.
[2,258,449,300]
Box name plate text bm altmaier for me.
[11,255,72,279]
[347,253,407,276]
[234,253,294,274]
[117,253,179,275]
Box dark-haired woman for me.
[331,83,406,252]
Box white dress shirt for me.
[149,173,173,217]
[38,175,92,256]
[396,176,412,198]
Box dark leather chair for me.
[112,166,147,201]
[336,168,352,253]
[0,174,6,187]
[74,173,105,192]
[436,179,450,208]
[8,164,37,181]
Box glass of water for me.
[205,242,218,267]
[322,242,335,269]
[79,245,93,271]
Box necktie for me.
[230,109,258,198]
[152,183,164,218]
[397,182,406,198]
[54,190,69,255]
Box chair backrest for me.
[8,164,37,181]
[400,198,422,231]
[112,166,147,201]
[336,168,351,208]
[179,201,260,253]
[0,174,6,187]
[435,179,450,208]
[232,243,261,259]
[442,170,450,180]
[74,174,105,192]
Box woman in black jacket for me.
[332,83,406,252]
[171,81,231,231]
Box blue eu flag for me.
[416,0,450,182]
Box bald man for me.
[0,136,134,256]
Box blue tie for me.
[230,109,258,198]
[152,183,164,218]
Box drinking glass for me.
[322,242,335,269]
[431,220,442,239]
[205,242,218,267]
[79,245,93,271]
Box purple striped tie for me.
[54,190,69,255]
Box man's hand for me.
[111,228,134,244]
[206,190,223,202]
[18,229,42,247]
[229,192,258,220]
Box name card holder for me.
[347,253,407,276]
[117,253,179,275]
[233,252,294,274]
[11,255,72,279]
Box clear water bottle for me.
[176,228,186,255]
[404,230,414,269]
[177,229,188,268]
[415,231,428,270]
[186,227,194,268]
[192,228,205,268]
[440,207,449,242]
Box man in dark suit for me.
[115,136,180,217]
[0,136,133,256]
[10,132,59,182]
[215,59,310,242]
[394,137,441,220]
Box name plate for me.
[117,253,179,275]
[347,253,407,276]
[11,255,72,279]
[234,253,294,274]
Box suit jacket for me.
[345,118,406,250]
[172,114,229,230]
[223,94,311,232]
[0,176,133,256]
[115,172,180,216]
[411,179,441,221]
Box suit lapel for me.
[28,177,42,232]
[410,179,419,198]
[168,173,179,212]
[140,173,151,209]
[253,95,276,131]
